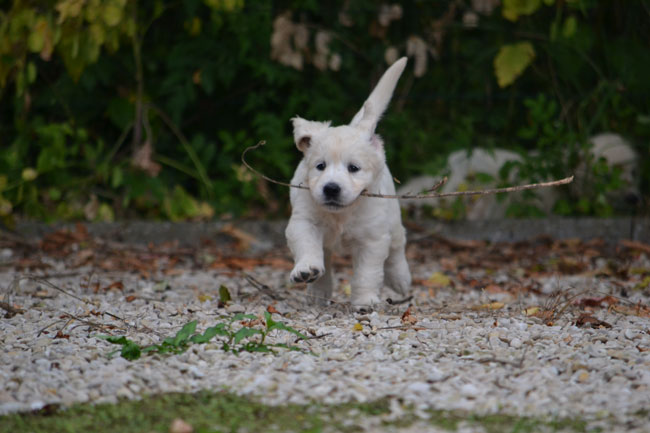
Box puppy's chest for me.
[320,216,368,250]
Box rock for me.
[169,418,193,433]
[226,304,245,314]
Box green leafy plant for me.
[98,312,310,360]
[0,1,648,221]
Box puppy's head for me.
[292,117,385,212]
[291,57,408,212]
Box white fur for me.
[286,58,411,307]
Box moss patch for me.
[0,391,604,433]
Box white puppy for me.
[285,58,411,307]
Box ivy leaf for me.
[493,42,536,88]
[56,0,85,24]
[219,285,232,304]
[502,0,542,22]
[562,16,577,39]
[103,2,124,27]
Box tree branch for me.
[241,141,574,200]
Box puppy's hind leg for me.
[307,249,333,306]
[384,230,411,296]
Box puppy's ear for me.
[291,116,330,152]
[350,57,407,134]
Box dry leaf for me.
[124,295,137,303]
[401,305,418,325]
[473,302,505,310]
[266,305,280,314]
[523,306,540,316]
[353,323,363,331]
[428,271,451,288]
[198,294,212,303]
[575,313,611,329]
[55,330,70,339]
[132,140,161,177]
[575,295,618,308]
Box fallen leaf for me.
[0,302,24,318]
[125,295,137,303]
[266,305,280,314]
[523,306,540,316]
[575,295,618,308]
[620,239,650,255]
[575,313,611,329]
[611,303,650,318]
[198,294,212,303]
[55,330,70,339]
[101,281,124,292]
[353,323,363,331]
[428,271,451,288]
[484,284,507,294]
[241,319,263,328]
[401,305,418,325]
[473,302,505,311]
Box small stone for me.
[460,383,479,397]
[116,387,133,400]
[624,329,639,340]
[169,418,193,433]
[578,371,590,383]
[510,338,523,349]
[406,382,429,394]
[187,365,204,379]
[226,304,245,314]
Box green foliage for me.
[98,311,310,360]
[0,390,600,433]
[1,1,648,221]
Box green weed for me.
[98,311,310,361]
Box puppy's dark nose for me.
[323,182,341,199]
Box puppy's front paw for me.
[351,291,381,308]
[290,262,324,284]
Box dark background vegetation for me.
[1,0,649,223]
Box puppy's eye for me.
[348,164,360,173]
[316,162,326,171]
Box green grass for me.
[0,390,603,433]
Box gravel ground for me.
[1,225,649,432]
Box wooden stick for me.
[241,141,574,200]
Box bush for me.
[1,0,648,223]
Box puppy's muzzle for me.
[323,182,341,200]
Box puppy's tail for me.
[350,57,407,134]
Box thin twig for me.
[18,275,90,305]
[245,273,285,300]
[386,295,413,305]
[37,320,64,337]
[61,313,123,332]
[242,141,574,199]
[295,332,332,343]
